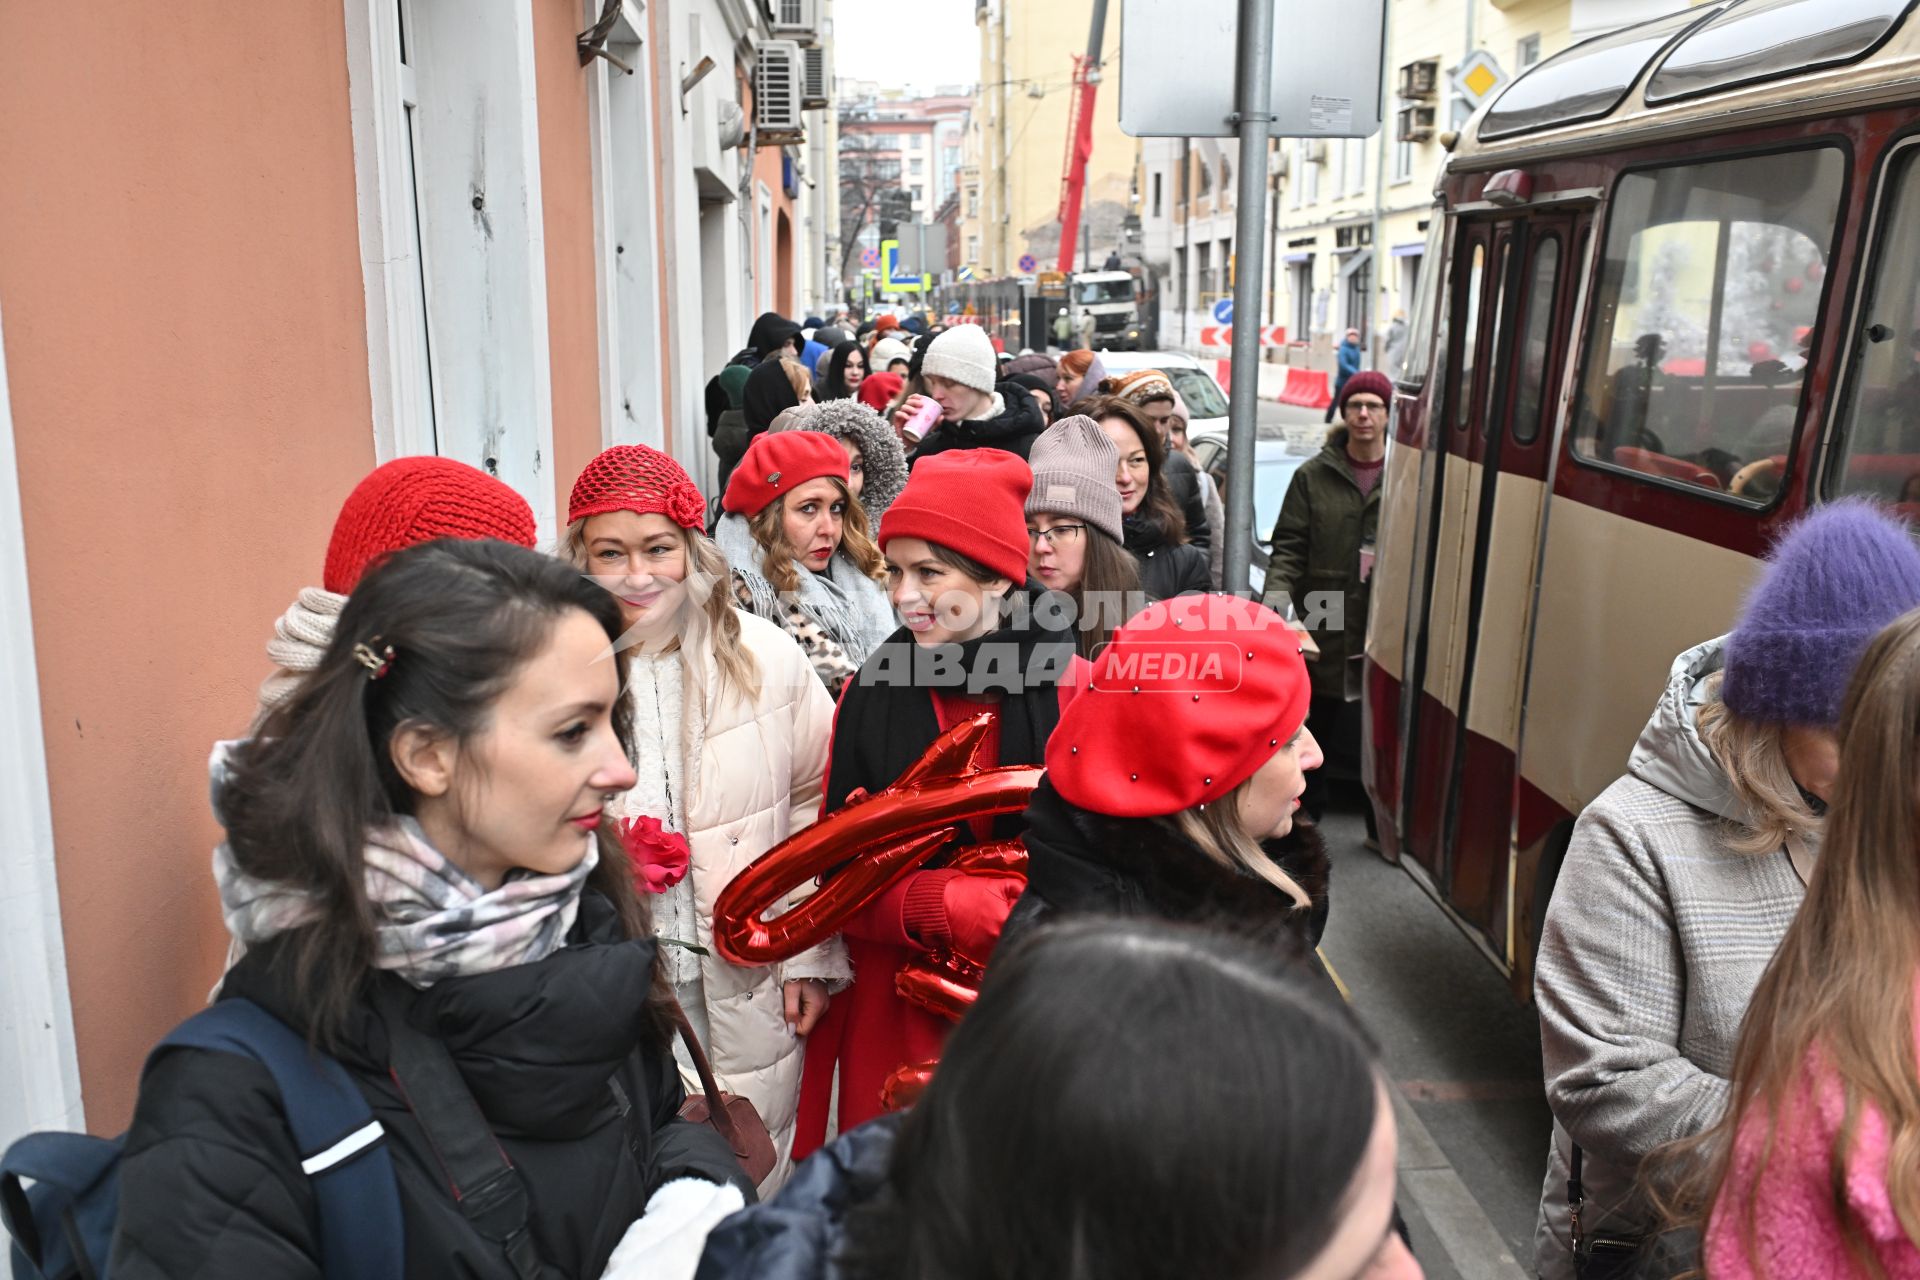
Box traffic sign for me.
[1201,324,1288,348]
[1453,49,1507,106]
[1212,298,1234,325]
[859,247,880,269]
[1018,253,1037,273]
[881,239,928,293]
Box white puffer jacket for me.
[618,609,844,1193]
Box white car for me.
[1094,350,1230,438]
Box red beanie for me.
[874,314,901,337]
[878,449,1032,584]
[723,431,849,516]
[1047,594,1311,817]
[859,371,904,413]
[323,457,538,594]
[1338,370,1395,411]
[568,445,708,530]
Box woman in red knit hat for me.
[715,431,894,696]
[792,448,1093,1158]
[1006,593,1330,951]
[255,455,538,717]
[561,443,842,1193]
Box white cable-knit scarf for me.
[257,587,346,712]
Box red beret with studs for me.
[1046,594,1312,817]
[722,430,850,516]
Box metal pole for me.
[1223,0,1275,597]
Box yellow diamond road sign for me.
[1453,50,1507,107]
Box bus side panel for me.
[1364,658,1403,856]
[1511,777,1577,1001]
[1362,413,1430,854]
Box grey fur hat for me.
[772,399,910,520]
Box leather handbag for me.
[671,1001,777,1186]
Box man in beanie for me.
[900,324,1046,464]
[1530,499,1920,1280]
[1261,368,1393,828]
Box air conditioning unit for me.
[771,0,820,44]
[1396,103,1436,143]
[755,40,806,145]
[802,45,829,110]
[1399,60,1440,101]
[1303,140,1328,164]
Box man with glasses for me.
[1261,370,1394,844]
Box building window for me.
[1198,155,1212,197]
[1152,171,1163,218]
[1175,246,1187,310]
[1394,112,1414,184]
[1291,143,1304,209]
[1347,139,1367,196]
[1291,258,1314,336]
[1197,242,1212,301]
[910,157,924,176]
[1518,34,1542,68]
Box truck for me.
[1073,269,1154,351]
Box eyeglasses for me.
[1345,400,1388,416]
[1027,523,1088,546]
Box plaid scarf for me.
[214,814,596,988]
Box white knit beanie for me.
[921,325,999,395]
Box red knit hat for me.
[723,431,849,516]
[878,449,1032,584]
[1338,370,1395,412]
[567,445,708,530]
[323,457,538,594]
[1047,594,1311,817]
[859,371,904,413]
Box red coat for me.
[793,667,1087,1158]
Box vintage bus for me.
[1365,0,1920,999]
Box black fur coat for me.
[1005,779,1331,951]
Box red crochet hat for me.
[877,449,1032,585]
[568,445,708,530]
[723,431,850,516]
[1047,594,1311,817]
[323,457,538,594]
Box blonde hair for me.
[1663,610,1920,1276]
[1695,671,1822,856]
[781,358,813,403]
[1162,776,1311,909]
[559,518,761,705]
[745,477,885,595]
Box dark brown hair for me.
[222,538,667,1048]
[1084,395,1189,546]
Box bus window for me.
[1454,244,1486,433]
[1398,212,1448,386]
[1570,147,1845,502]
[1834,145,1920,512]
[1511,237,1563,445]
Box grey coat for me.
[1531,638,1808,1280]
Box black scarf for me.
[825,588,1078,844]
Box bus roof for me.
[1449,0,1920,172]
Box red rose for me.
[619,815,692,893]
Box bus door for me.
[1401,212,1585,950]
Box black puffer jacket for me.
[694,1118,900,1280]
[909,383,1047,463]
[110,893,747,1279]
[1006,778,1332,951]
[1123,514,1210,600]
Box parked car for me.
[1095,350,1230,436]
[1187,435,1317,597]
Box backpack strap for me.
[155,1000,404,1280]
[371,978,550,1280]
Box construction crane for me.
[1056,0,1109,274]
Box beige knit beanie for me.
[1026,415,1123,542]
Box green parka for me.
[1259,427,1381,700]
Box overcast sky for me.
[834,0,980,94]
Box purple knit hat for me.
[1722,500,1920,726]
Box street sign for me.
[1212,298,1234,325]
[859,247,879,269]
[881,239,928,293]
[1018,253,1037,273]
[1118,0,1386,138]
[1453,50,1507,107]
[1201,325,1288,348]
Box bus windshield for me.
[1569,146,1844,504]
[1076,278,1134,305]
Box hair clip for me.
[353,638,396,680]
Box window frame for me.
[1564,137,1854,513]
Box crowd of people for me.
[42,300,1920,1280]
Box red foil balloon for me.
[880,1061,937,1112]
[712,713,1041,966]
